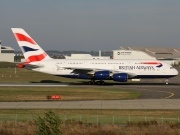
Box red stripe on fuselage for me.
[141,62,161,64]
[14,33,36,45]
[27,53,47,62]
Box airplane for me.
[11,28,178,85]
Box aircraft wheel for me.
[88,81,95,85]
[96,81,100,85]
[100,81,105,85]
[88,81,92,85]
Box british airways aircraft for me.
[11,28,178,85]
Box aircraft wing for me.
[60,66,137,78]
[61,66,103,74]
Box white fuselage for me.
[30,59,178,79]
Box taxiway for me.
[0,99,179,109]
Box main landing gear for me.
[88,80,105,85]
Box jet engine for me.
[113,73,128,82]
[94,71,110,80]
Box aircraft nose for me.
[174,68,178,76]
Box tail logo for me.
[14,33,47,62]
[12,28,52,63]
[141,62,163,68]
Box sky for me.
[0,0,180,51]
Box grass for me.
[0,111,180,135]
[0,87,140,101]
[0,109,180,116]
[0,109,179,123]
[0,62,87,84]
[0,120,180,135]
[0,67,79,83]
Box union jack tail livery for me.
[11,28,51,63]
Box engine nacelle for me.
[113,73,128,82]
[94,71,110,80]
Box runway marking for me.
[158,90,174,99]
[144,89,175,99]
[146,89,175,99]
[164,92,174,99]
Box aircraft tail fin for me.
[11,28,52,63]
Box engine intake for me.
[113,73,128,82]
[94,71,110,80]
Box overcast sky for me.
[0,0,180,51]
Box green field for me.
[0,110,180,124]
[0,87,140,101]
[0,67,80,83]
[0,62,87,83]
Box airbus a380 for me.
[11,28,178,85]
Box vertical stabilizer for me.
[11,28,52,63]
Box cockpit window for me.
[170,67,174,69]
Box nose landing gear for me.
[165,78,169,85]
